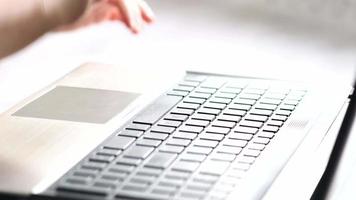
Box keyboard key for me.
[159,144,185,154]
[122,184,148,192]
[137,168,163,177]
[250,109,273,116]
[134,95,181,125]
[198,108,221,115]
[255,103,278,111]
[243,149,261,157]
[253,137,270,145]
[248,143,266,151]
[82,162,107,171]
[177,102,200,110]
[164,114,189,122]
[225,81,247,89]
[190,92,211,99]
[229,133,253,141]
[185,119,210,127]
[211,153,236,162]
[179,125,204,134]
[173,132,197,140]
[165,170,192,181]
[124,145,154,159]
[233,163,251,171]
[89,155,115,163]
[126,123,151,132]
[240,120,264,128]
[211,121,236,129]
[217,115,241,123]
[223,109,246,117]
[276,110,292,117]
[224,139,248,148]
[180,153,207,163]
[234,126,258,134]
[200,160,230,176]
[260,98,281,105]
[264,92,286,100]
[184,97,206,105]
[238,156,255,164]
[258,131,275,139]
[150,125,176,134]
[136,139,161,147]
[239,93,260,100]
[57,184,109,197]
[96,148,122,157]
[214,92,236,99]
[145,152,177,169]
[167,90,189,97]
[234,98,256,105]
[280,104,296,111]
[166,138,191,147]
[209,97,232,104]
[116,157,142,166]
[205,126,231,135]
[244,114,268,122]
[200,133,225,141]
[193,174,219,185]
[220,88,242,95]
[118,129,143,138]
[267,120,284,127]
[103,136,135,150]
[171,108,195,116]
[172,161,200,173]
[244,88,265,95]
[284,100,299,106]
[194,139,219,148]
[192,113,215,121]
[228,103,251,111]
[195,87,217,94]
[173,85,195,92]
[263,125,279,133]
[144,132,169,141]
[157,119,182,128]
[186,146,213,155]
[203,102,226,110]
[109,164,136,173]
[217,145,242,155]
[271,114,288,122]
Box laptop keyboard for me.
[53,73,306,200]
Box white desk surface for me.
[0,0,355,198]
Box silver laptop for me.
[0,1,355,200]
[0,62,352,200]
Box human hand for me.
[56,0,155,33]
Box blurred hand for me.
[57,0,155,33]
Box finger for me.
[138,0,155,23]
[110,0,142,33]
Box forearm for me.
[0,0,88,59]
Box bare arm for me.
[0,0,88,59]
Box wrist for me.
[41,0,89,29]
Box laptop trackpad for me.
[13,86,140,124]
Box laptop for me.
[0,62,353,200]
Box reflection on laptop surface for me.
[0,63,352,200]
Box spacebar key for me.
[134,95,182,125]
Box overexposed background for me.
[0,0,355,114]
